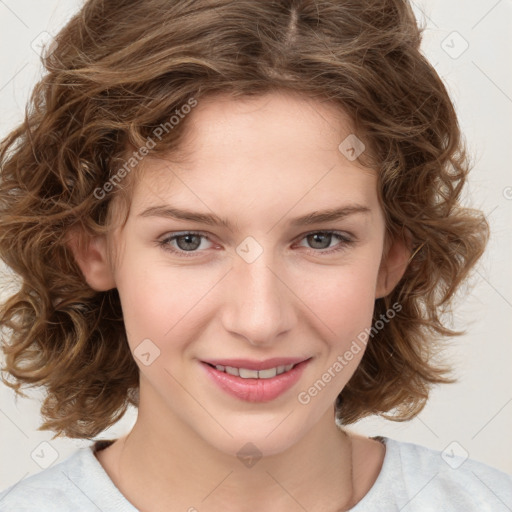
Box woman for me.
[0,1,510,510]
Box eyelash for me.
[156,230,354,258]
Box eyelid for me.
[296,229,354,241]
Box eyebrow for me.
[137,204,371,230]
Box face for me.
[106,91,392,457]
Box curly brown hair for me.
[0,0,489,439]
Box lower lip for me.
[201,359,310,402]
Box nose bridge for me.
[221,245,293,345]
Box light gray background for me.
[0,0,511,491]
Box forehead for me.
[129,91,379,219]
[175,90,360,162]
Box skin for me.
[71,90,410,511]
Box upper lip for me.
[201,357,310,371]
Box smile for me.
[205,363,296,379]
[201,358,312,402]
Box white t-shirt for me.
[0,436,511,511]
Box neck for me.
[105,403,356,511]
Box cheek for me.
[115,249,219,348]
[292,264,379,407]
[294,254,382,403]
[295,256,381,339]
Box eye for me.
[296,231,354,255]
[156,230,354,258]
[157,231,214,257]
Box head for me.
[0,0,488,452]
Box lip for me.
[201,357,308,371]
[200,358,311,402]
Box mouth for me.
[203,362,300,379]
[200,357,312,402]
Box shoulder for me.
[0,448,87,511]
[376,437,512,511]
[0,442,136,511]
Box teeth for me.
[213,363,297,379]
[225,366,239,376]
[239,368,259,378]
[258,367,277,378]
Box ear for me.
[66,228,116,291]
[375,229,412,299]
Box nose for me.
[220,250,295,347]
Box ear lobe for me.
[66,228,116,291]
[375,230,412,299]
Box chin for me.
[195,413,317,461]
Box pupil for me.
[178,234,200,251]
[309,233,330,249]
